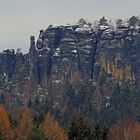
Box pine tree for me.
[29,127,46,140]
[68,115,94,140]
[0,125,5,140]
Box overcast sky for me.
[0,0,140,53]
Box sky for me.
[0,0,140,53]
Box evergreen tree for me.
[29,128,46,140]
[0,125,5,140]
[68,115,94,140]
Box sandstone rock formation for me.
[0,19,140,117]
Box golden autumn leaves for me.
[108,118,140,140]
[0,106,68,140]
[1,105,140,140]
[42,113,68,140]
[15,107,33,140]
[0,106,14,140]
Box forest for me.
[1,106,140,140]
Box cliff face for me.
[28,23,140,89]
[0,20,140,119]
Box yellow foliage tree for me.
[42,113,68,140]
[15,107,34,140]
[0,106,14,140]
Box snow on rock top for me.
[49,24,63,28]
[99,25,109,31]
[75,24,93,33]
[118,22,129,29]
[74,18,93,33]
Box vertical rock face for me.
[0,22,140,89]
[29,36,38,90]
[96,25,140,85]
[27,23,140,90]
[0,49,15,80]
[27,23,96,91]
[0,20,140,112]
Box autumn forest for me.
[0,106,140,140]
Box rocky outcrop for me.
[27,22,140,88]
[0,19,140,113]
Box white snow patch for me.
[46,47,50,51]
[99,25,109,30]
[56,48,60,51]
[106,96,110,100]
[50,24,61,28]
[53,80,62,84]
[135,26,140,29]
[106,103,110,108]
[75,24,92,33]
[71,50,77,53]
[53,52,59,57]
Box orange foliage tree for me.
[0,106,14,140]
[15,107,34,140]
[42,113,68,140]
[108,117,140,140]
